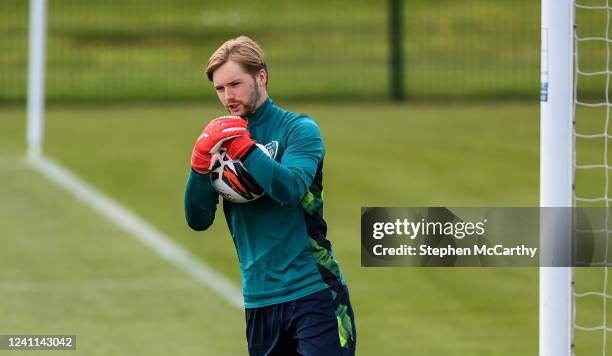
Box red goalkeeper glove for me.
[221,131,256,160]
[190,116,247,174]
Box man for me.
[184,36,356,356]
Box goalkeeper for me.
[184,36,356,356]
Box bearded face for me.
[212,60,266,117]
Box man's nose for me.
[224,88,235,101]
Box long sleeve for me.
[204,99,346,308]
[243,117,324,206]
[184,169,220,231]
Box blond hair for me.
[205,36,267,83]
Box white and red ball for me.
[210,144,270,203]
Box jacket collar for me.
[246,97,273,124]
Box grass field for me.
[0,100,544,355]
[0,159,246,355]
[2,99,612,354]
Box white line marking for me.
[25,155,243,308]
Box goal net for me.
[544,0,612,354]
[573,1,612,354]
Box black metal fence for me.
[0,0,541,103]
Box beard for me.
[225,77,260,118]
[243,86,260,117]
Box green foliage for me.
[0,0,547,102]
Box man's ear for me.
[257,69,267,87]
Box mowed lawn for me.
[1,100,607,355]
[0,161,246,355]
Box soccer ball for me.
[210,144,270,203]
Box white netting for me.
[574,1,612,354]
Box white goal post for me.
[27,0,47,160]
[540,0,574,355]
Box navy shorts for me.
[245,285,356,356]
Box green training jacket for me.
[184,98,346,308]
